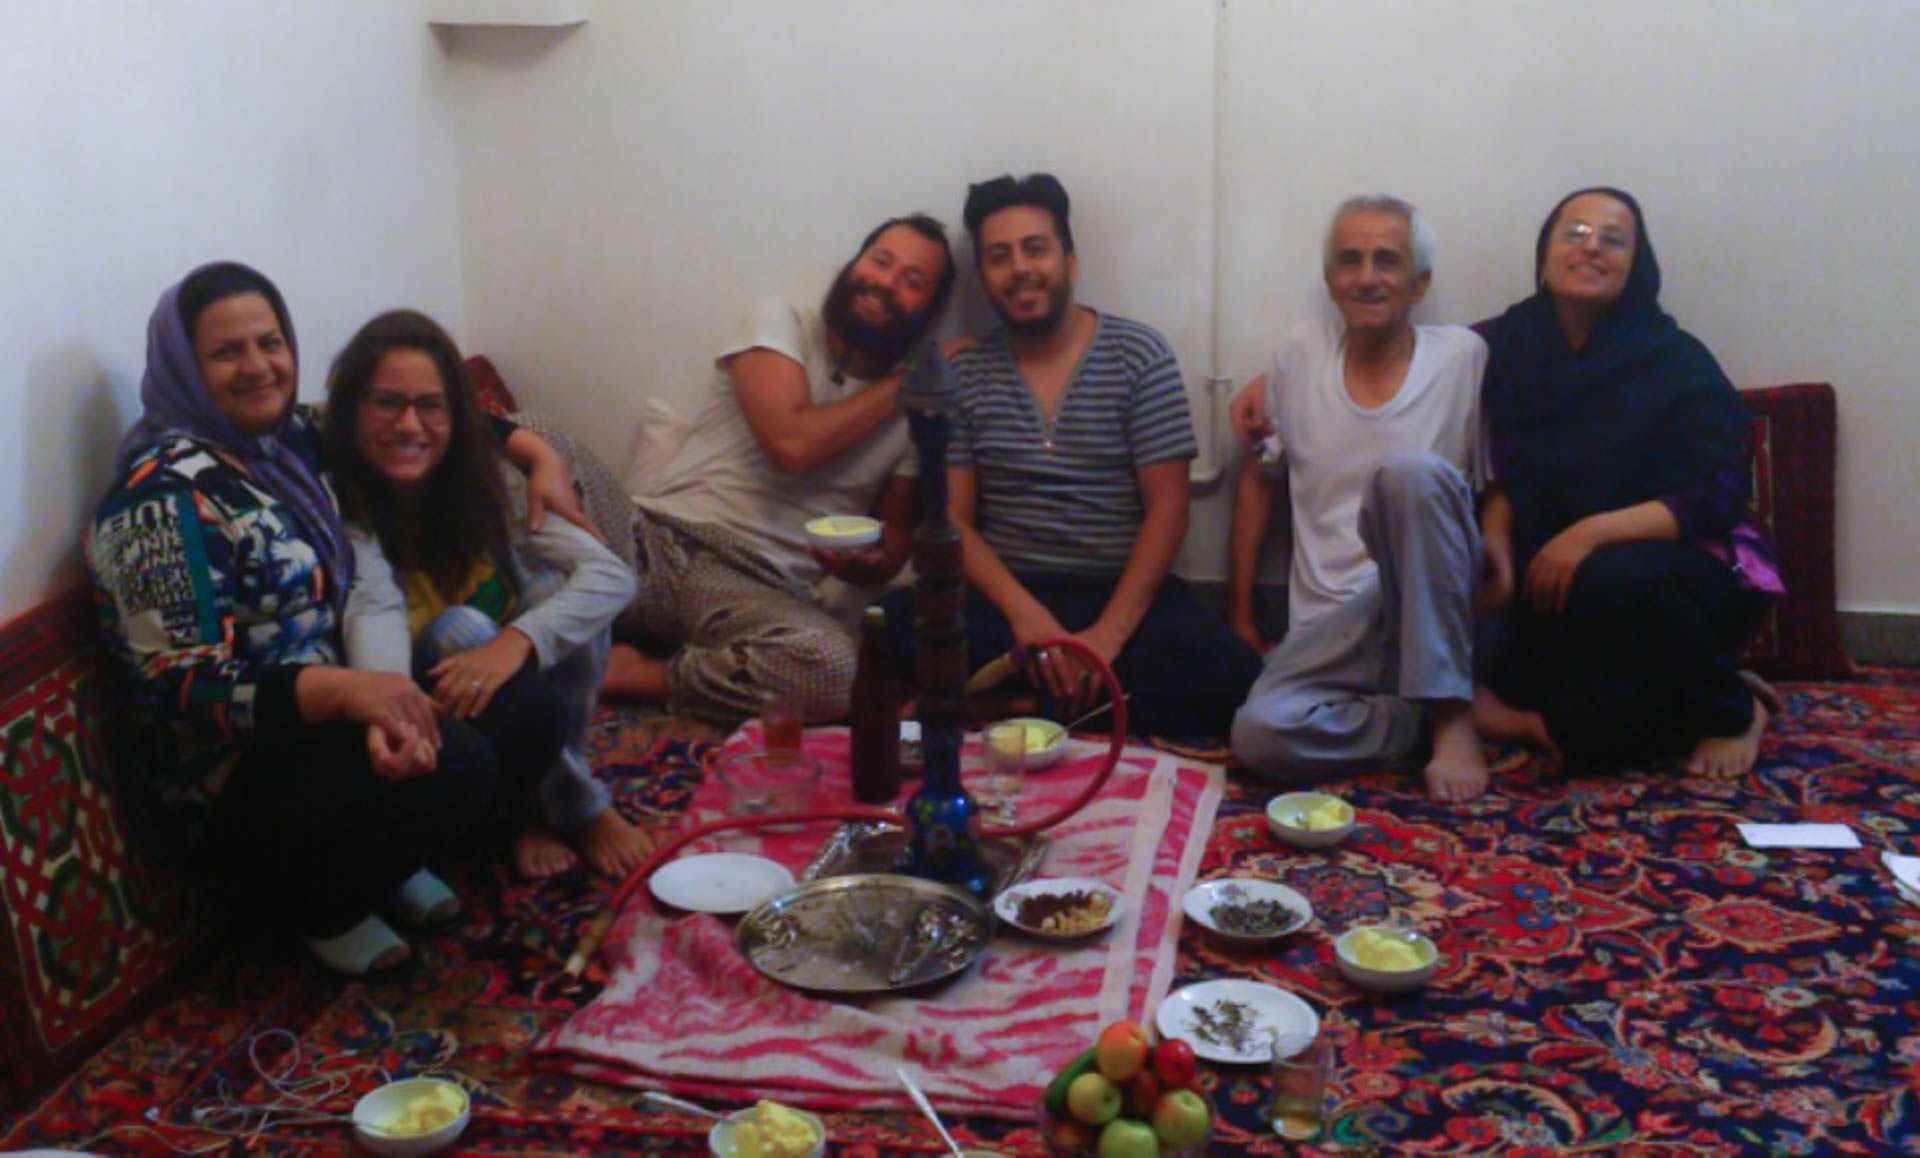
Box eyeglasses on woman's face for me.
[363,390,451,425]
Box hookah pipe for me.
[564,638,1127,976]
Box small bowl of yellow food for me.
[803,514,882,550]
[351,1077,470,1157]
[1334,925,1440,994]
[1000,716,1069,769]
[709,1099,827,1158]
[1265,791,1355,849]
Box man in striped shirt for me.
[934,173,1261,738]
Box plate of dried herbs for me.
[1154,979,1319,1065]
[1181,878,1312,945]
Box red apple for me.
[1050,1117,1095,1151]
[1122,1068,1161,1117]
[1065,1071,1121,1126]
[1094,1020,1150,1083]
[1150,1088,1210,1151]
[1150,1036,1199,1090]
[1097,1117,1160,1158]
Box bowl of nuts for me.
[993,877,1124,940]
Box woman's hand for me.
[1524,523,1598,614]
[366,721,438,780]
[304,668,440,778]
[427,629,534,719]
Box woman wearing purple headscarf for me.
[1473,189,1782,779]
[87,262,566,976]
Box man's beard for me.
[993,275,1072,340]
[821,263,929,368]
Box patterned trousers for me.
[625,510,857,725]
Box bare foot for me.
[602,643,671,702]
[1685,694,1769,781]
[579,808,655,879]
[513,823,580,879]
[1473,684,1558,753]
[1423,702,1491,803]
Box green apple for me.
[1150,1088,1210,1151]
[1066,1071,1121,1126]
[1096,1117,1159,1158]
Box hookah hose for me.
[565,635,1127,975]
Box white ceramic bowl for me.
[1334,925,1440,994]
[1182,878,1312,945]
[351,1078,471,1157]
[1266,791,1356,850]
[998,717,1069,769]
[803,514,882,550]
[994,876,1125,940]
[708,1104,827,1158]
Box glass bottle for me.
[849,606,902,804]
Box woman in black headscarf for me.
[1474,188,1783,777]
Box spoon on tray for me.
[895,1067,967,1158]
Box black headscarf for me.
[1481,187,1750,565]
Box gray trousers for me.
[417,586,613,837]
[1231,449,1479,779]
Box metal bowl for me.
[737,873,993,993]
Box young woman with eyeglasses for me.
[323,310,652,882]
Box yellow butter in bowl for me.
[803,515,882,549]
[1347,928,1431,971]
[714,1100,825,1158]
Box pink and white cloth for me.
[534,726,1225,1118]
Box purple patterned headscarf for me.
[117,261,354,606]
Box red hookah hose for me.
[566,636,1126,974]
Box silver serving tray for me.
[736,873,993,993]
[800,819,1047,899]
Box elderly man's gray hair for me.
[1323,194,1436,279]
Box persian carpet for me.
[3,674,1918,1156]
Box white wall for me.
[442,0,1229,568]
[10,2,1915,621]
[1219,0,1920,613]
[0,1,467,620]
[444,0,1920,614]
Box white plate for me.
[649,853,795,915]
[1182,878,1312,944]
[992,876,1124,940]
[1155,979,1320,1065]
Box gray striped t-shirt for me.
[949,312,1197,575]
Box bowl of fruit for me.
[1265,791,1355,850]
[1334,924,1440,994]
[1038,1020,1212,1158]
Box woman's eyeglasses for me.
[364,391,451,424]
[1557,221,1633,254]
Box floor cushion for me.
[1738,382,1852,679]
[0,586,209,1110]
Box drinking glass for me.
[1269,1031,1332,1141]
[758,692,804,755]
[972,721,1027,824]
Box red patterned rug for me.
[4,675,1918,1156]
